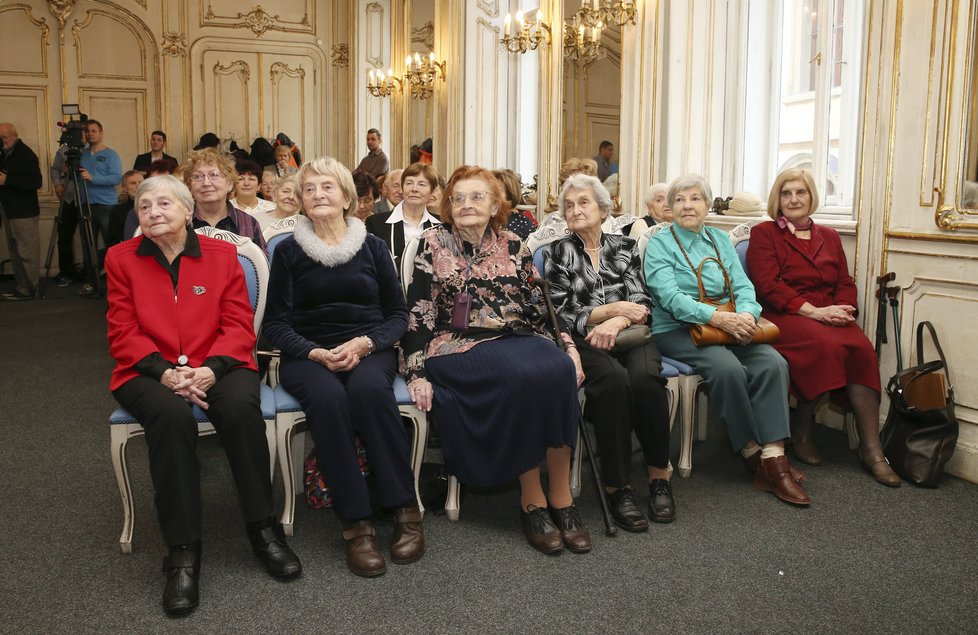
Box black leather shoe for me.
[648,479,676,523]
[246,517,302,579]
[607,488,649,533]
[548,505,591,553]
[1,289,35,301]
[162,542,200,618]
[520,505,564,554]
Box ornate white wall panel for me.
[81,90,147,169]
[357,0,391,161]
[72,10,147,80]
[0,4,50,77]
[465,16,512,167]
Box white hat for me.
[726,192,764,216]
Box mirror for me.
[561,1,622,205]
[942,4,978,231]
[408,0,435,164]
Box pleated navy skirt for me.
[424,334,579,487]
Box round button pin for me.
[177,354,189,365]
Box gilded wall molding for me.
[476,0,499,18]
[213,60,251,83]
[269,62,305,84]
[330,44,349,68]
[162,32,188,57]
[47,0,74,36]
[202,4,313,38]
[365,3,385,69]
[72,10,147,81]
[3,5,50,48]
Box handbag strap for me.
[670,225,735,308]
[916,321,953,390]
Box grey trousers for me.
[3,216,40,294]
[653,327,791,451]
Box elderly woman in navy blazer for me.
[263,157,422,579]
[107,175,301,617]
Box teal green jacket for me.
[644,223,761,335]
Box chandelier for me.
[576,0,637,28]
[562,19,605,68]
[500,9,552,54]
[367,68,402,98]
[404,52,447,100]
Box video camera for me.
[57,104,88,171]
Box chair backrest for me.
[533,246,546,278]
[636,221,673,269]
[526,215,571,254]
[194,226,269,335]
[400,235,422,295]
[728,220,759,275]
[266,230,294,265]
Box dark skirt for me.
[424,334,578,487]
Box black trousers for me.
[576,335,671,488]
[56,200,79,278]
[113,368,273,546]
[279,349,416,522]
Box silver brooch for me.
[192,286,206,295]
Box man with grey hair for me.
[372,167,403,215]
[355,128,390,178]
[627,182,672,239]
[0,123,42,300]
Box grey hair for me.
[557,173,613,217]
[135,175,195,215]
[667,174,713,209]
[642,182,669,208]
[274,173,298,196]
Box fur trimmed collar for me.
[293,215,367,267]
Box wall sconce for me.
[577,0,637,28]
[367,68,402,98]
[404,52,447,100]
[500,9,552,54]
[562,19,604,68]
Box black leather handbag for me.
[880,321,958,488]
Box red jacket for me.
[106,234,258,391]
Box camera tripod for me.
[39,150,101,299]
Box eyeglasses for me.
[190,171,225,183]
[448,191,494,207]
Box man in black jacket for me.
[0,123,42,301]
[132,130,175,173]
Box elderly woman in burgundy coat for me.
[747,168,899,487]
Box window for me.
[741,0,865,219]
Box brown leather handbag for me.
[671,226,780,347]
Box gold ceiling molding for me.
[162,32,188,57]
[412,21,434,51]
[330,44,349,68]
[203,4,312,39]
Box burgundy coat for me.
[746,220,880,400]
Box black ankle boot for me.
[162,542,200,617]
[246,516,302,579]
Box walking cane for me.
[886,286,903,369]
[874,272,895,355]
[534,277,617,537]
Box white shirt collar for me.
[386,201,439,227]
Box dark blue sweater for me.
[262,233,408,360]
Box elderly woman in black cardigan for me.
[262,157,422,579]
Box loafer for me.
[520,505,564,554]
[548,504,591,554]
[859,449,902,488]
[648,479,676,523]
[55,276,73,287]
[161,542,200,618]
[791,438,823,466]
[246,517,302,579]
[753,455,812,506]
[607,488,649,532]
[743,451,806,485]
[342,520,387,577]
[391,504,426,564]
[1,289,35,301]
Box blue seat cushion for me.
[660,361,679,378]
[393,375,411,404]
[110,381,275,424]
[273,383,303,413]
[662,355,695,375]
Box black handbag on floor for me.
[880,321,958,487]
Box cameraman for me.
[0,123,42,301]
[77,119,122,296]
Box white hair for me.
[557,173,613,217]
[643,182,669,208]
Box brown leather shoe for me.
[390,504,426,564]
[858,449,902,488]
[548,505,591,554]
[791,438,823,466]
[342,520,387,577]
[743,451,807,485]
[753,455,812,506]
[520,506,564,554]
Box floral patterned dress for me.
[401,225,578,486]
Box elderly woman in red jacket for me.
[746,168,899,487]
[107,175,301,617]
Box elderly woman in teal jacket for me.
[644,174,811,507]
